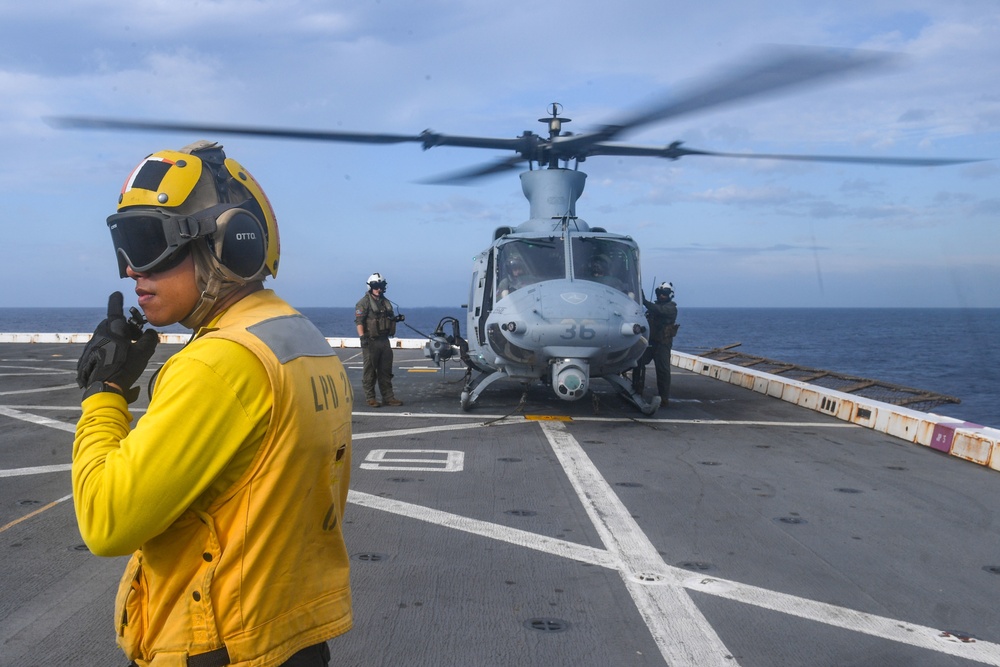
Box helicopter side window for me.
[478,253,495,345]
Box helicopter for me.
[51,46,982,414]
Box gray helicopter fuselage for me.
[463,169,649,401]
[484,277,647,370]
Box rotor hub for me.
[540,102,571,139]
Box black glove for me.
[394,314,405,322]
[77,292,159,403]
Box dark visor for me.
[106,204,236,277]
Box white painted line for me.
[352,411,512,421]
[0,364,74,377]
[353,419,525,440]
[0,464,72,478]
[0,384,79,397]
[348,490,619,569]
[350,409,850,428]
[361,449,465,472]
[538,420,737,666]
[24,407,839,429]
[635,419,854,427]
[0,406,76,432]
[686,575,1000,663]
[0,404,147,414]
[7,389,991,662]
[7,448,1000,663]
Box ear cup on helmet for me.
[211,208,267,280]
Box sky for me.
[1,0,998,310]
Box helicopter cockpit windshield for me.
[573,237,640,300]
[496,239,562,298]
[496,236,641,301]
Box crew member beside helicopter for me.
[72,141,353,666]
[632,282,678,407]
[355,273,404,407]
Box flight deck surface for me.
[1,342,999,666]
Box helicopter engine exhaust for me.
[552,359,589,400]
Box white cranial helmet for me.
[655,281,674,299]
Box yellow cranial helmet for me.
[109,141,279,281]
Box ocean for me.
[2,306,997,428]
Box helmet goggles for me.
[107,202,244,277]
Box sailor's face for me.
[126,252,200,327]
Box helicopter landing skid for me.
[460,370,510,411]
[601,373,661,416]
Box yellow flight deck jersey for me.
[73,290,353,667]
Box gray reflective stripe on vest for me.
[247,315,336,364]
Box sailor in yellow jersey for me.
[73,141,353,667]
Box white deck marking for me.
[539,420,736,666]
[0,406,76,432]
[0,363,74,373]
[0,464,72,478]
[353,416,1000,665]
[0,384,79,397]
[350,410,852,428]
[349,490,619,569]
[353,419,522,440]
[361,449,464,471]
[4,397,995,662]
[685,575,1000,663]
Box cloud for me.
[689,185,802,206]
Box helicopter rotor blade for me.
[586,142,985,167]
[46,116,429,145]
[419,155,529,185]
[48,116,538,154]
[49,46,985,176]
[556,45,899,155]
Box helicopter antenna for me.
[540,103,571,138]
[540,103,572,169]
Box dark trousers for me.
[362,336,396,401]
[129,642,329,667]
[281,642,331,666]
[632,342,672,400]
[650,342,672,400]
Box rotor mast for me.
[539,103,572,170]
